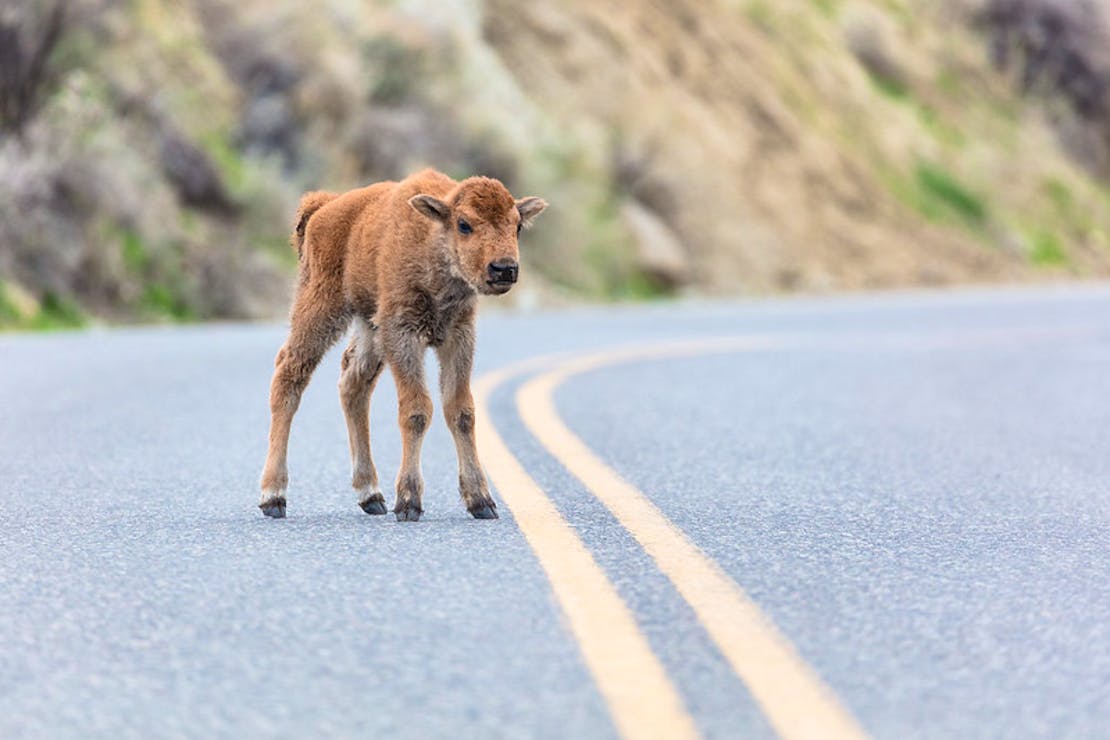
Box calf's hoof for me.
[260,498,287,519]
[394,503,423,522]
[468,503,499,520]
[359,493,387,516]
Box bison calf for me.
[258,168,547,521]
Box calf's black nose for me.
[488,260,519,283]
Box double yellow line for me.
[473,339,866,740]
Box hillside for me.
[2,0,1109,328]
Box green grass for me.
[1030,231,1067,266]
[744,0,775,30]
[28,293,86,331]
[113,225,199,320]
[869,72,909,100]
[580,205,631,299]
[879,161,989,234]
[200,132,246,192]
[809,0,838,17]
[935,68,963,97]
[1043,178,1074,213]
[141,283,195,321]
[616,270,671,301]
[0,284,87,331]
[1,278,195,330]
[916,104,966,148]
[577,187,679,301]
[120,229,150,272]
[914,162,987,226]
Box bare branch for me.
[0,3,67,135]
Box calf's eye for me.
[516,221,522,236]
[457,219,472,235]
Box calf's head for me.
[409,177,547,295]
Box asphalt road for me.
[2,286,1109,739]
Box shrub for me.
[977,0,1110,176]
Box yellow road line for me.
[473,364,700,740]
[514,338,867,740]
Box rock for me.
[842,4,907,91]
[620,200,690,289]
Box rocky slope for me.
[1,0,1108,328]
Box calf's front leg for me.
[436,323,497,519]
[383,329,433,522]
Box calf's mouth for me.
[484,279,515,295]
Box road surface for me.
[2,286,1108,738]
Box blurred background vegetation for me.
[2,0,1110,329]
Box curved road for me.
[2,286,1109,738]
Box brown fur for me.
[291,191,339,256]
[258,168,547,520]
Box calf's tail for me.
[291,191,339,257]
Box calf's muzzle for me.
[487,260,519,284]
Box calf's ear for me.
[410,194,450,222]
[516,197,548,228]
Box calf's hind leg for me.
[339,318,387,515]
[382,329,432,522]
[259,301,347,518]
